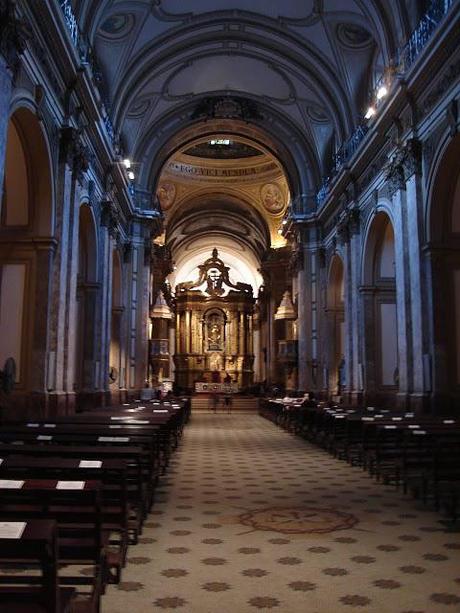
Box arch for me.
[0,108,54,396]
[137,107,314,209]
[77,205,98,284]
[361,211,398,403]
[361,203,394,286]
[1,107,54,235]
[75,204,99,396]
[426,132,460,408]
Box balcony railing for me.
[397,0,454,72]
[315,0,455,207]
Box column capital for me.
[100,199,120,238]
[60,127,91,183]
[401,138,422,180]
[385,155,406,197]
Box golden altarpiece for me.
[173,249,255,390]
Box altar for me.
[195,382,239,394]
[173,249,255,392]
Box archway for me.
[151,130,293,393]
[0,108,53,409]
[362,212,398,405]
[327,255,345,397]
[428,133,460,409]
[75,204,99,407]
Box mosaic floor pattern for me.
[102,413,460,612]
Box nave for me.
[102,413,460,613]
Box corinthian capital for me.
[385,155,406,198]
[401,138,422,180]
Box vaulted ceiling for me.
[73,0,416,193]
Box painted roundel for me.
[156,182,176,210]
[99,13,134,39]
[261,182,284,214]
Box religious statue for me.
[207,316,223,351]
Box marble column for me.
[388,162,412,407]
[347,210,362,402]
[403,140,427,408]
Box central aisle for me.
[102,413,460,612]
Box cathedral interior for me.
[0,1,459,612]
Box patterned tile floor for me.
[102,413,460,612]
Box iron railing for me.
[397,0,454,72]
[316,0,455,207]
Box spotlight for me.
[123,159,131,169]
[127,171,135,181]
[282,219,287,225]
[277,228,283,235]
[376,85,388,100]
[365,106,376,119]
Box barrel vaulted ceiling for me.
[72,0,415,192]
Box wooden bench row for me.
[0,397,190,613]
[259,399,460,523]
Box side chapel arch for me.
[362,211,398,404]
[0,107,54,403]
[427,132,460,409]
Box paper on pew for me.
[37,435,52,441]
[0,521,26,539]
[79,460,102,468]
[109,425,123,429]
[56,481,85,490]
[153,409,168,413]
[27,423,39,427]
[44,424,56,428]
[98,436,130,442]
[0,480,24,489]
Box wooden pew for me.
[0,479,105,613]
[0,519,75,613]
[0,457,130,583]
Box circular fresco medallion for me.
[261,183,284,214]
[99,13,134,39]
[157,182,176,210]
[237,506,358,535]
[336,23,373,49]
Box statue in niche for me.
[209,352,223,372]
[207,314,224,351]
